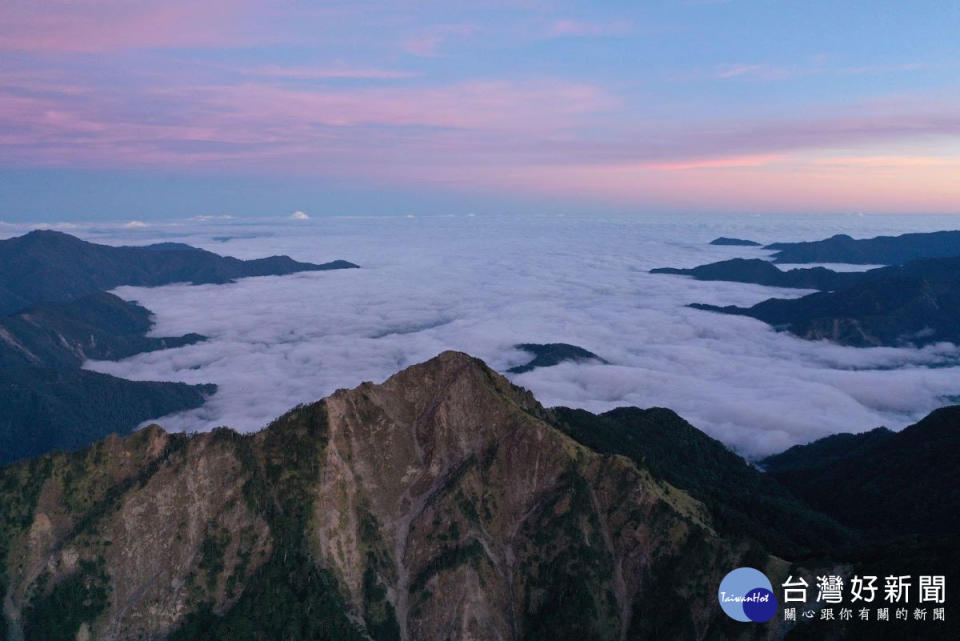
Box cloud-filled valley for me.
[34,212,959,458]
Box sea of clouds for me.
[10,212,959,458]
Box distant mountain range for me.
[709,237,761,246]
[652,258,863,290]
[0,230,358,315]
[765,230,960,264]
[1,352,956,641]
[0,230,358,465]
[654,255,960,292]
[653,231,960,347]
[690,263,960,347]
[703,229,960,263]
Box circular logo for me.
[718,567,778,622]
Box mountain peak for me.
[12,351,953,640]
[341,350,527,399]
[13,228,82,244]
[896,404,960,442]
[326,350,545,443]
[393,348,483,374]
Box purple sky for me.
[2,0,959,219]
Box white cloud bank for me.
[84,213,960,458]
[290,210,310,220]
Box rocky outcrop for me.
[0,426,271,640]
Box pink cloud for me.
[486,155,960,214]
[401,36,444,57]
[808,155,958,168]
[715,61,932,81]
[0,0,253,53]
[5,63,960,175]
[549,19,632,37]
[5,69,960,181]
[641,153,784,171]
[155,79,616,134]
[246,65,418,81]
[400,24,476,57]
[3,39,960,216]
[715,64,767,79]
[0,74,616,169]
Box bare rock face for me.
[311,352,731,641]
[0,351,776,641]
[1,426,272,641]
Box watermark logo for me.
[718,567,778,622]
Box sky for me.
[2,1,960,220]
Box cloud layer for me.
[69,213,960,458]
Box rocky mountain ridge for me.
[0,352,781,641]
[2,352,958,640]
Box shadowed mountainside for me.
[659,256,960,347]
[507,343,607,374]
[691,274,960,347]
[0,229,359,465]
[652,255,960,291]
[0,230,358,315]
[652,232,960,348]
[0,291,213,465]
[0,291,205,369]
[652,258,862,290]
[761,406,960,539]
[764,230,960,265]
[551,406,851,558]
[760,427,895,473]
[0,367,214,465]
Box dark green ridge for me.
[0,291,204,369]
[0,229,358,315]
[549,406,852,558]
[765,230,960,265]
[0,367,214,465]
[692,272,960,347]
[761,405,960,539]
[508,343,607,374]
